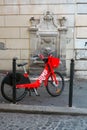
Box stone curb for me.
[0,103,87,116]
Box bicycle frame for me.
[16,56,59,89]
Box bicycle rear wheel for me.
[1,73,28,102]
[46,72,64,97]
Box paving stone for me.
[0,112,87,130]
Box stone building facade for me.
[0,0,87,78]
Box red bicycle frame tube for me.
[16,56,59,89]
[16,66,49,89]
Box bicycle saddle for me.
[17,62,28,67]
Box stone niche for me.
[29,11,67,74]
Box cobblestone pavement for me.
[0,112,87,130]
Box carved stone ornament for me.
[37,11,58,33]
[29,11,67,74]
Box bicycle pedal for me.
[36,94,40,96]
[30,89,35,92]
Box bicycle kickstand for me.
[33,88,40,96]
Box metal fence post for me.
[69,59,74,107]
[13,57,17,104]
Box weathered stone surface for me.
[19,5,75,15]
[76,0,87,3]
[30,0,75,4]
[75,71,87,79]
[75,39,87,49]
[0,28,20,38]
[76,15,87,27]
[76,27,87,38]
[75,50,87,60]
[77,4,87,14]
[75,60,87,70]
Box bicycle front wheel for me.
[46,72,64,97]
[1,73,28,102]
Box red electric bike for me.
[1,53,64,102]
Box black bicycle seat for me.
[17,62,28,67]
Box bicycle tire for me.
[46,71,64,97]
[1,72,28,102]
